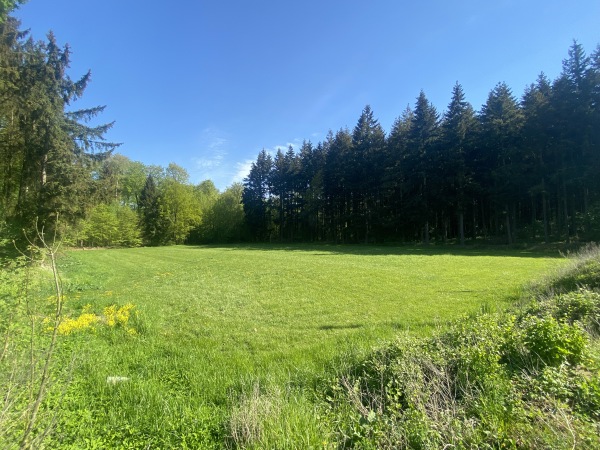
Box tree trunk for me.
[542,181,549,243]
[505,206,512,245]
[563,179,570,244]
[511,203,517,243]
[531,195,537,241]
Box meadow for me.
[9,245,566,448]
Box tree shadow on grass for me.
[318,324,363,331]
[186,242,568,259]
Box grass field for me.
[35,245,565,448]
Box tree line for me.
[2,3,599,247]
[0,11,244,247]
[243,41,600,244]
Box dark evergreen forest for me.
[243,41,600,245]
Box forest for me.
[242,46,600,245]
[1,6,599,247]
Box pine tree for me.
[441,82,477,245]
[521,74,554,242]
[242,149,273,240]
[479,82,524,244]
[407,91,440,243]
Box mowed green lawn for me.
[52,245,563,447]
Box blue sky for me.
[14,1,600,190]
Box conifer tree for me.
[351,105,386,242]
[551,42,592,241]
[243,149,273,240]
[407,91,440,243]
[323,129,352,242]
[383,106,413,239]
[479,82,524,243]
[441,82,477,244]
[0,17,118,235]
[521,74,554,242]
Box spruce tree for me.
[551,42,592,241]
[479,82,524,243]
[242,149,273,240]
[0,17,118,236]
[383,106,413,239]
[407,91,440,243]
[441,82,477,244]
[521,74,554,242]
[323,129,352,242]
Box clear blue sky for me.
[14,1,600,190]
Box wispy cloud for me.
[263,139,303,156]
[232,159,254,183]
[193,127,227,167]
[189,127,232,188]
[189,133,308,190]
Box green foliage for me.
[0,14,119,237]
[193,183,245,242]
[512,315,588,368]
[526,288,600,335]
[80,203,141,247]
[1,225,81,449]
[240,41,600,245]
[156,177,201,244]
[324,309,599,449]
[577,202,600,241]
[138,174,160,245]
[0,0,25,21]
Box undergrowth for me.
[322,244,600,449]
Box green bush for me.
[526,288,600,335]
[323,306,599,449]
[518,316,587,368]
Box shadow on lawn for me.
[318,324,363,331]
[187,242,568,259]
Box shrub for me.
[514,316,588,369]
[323,308,599,449]
[526,288,600,335]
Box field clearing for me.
[49,245,564,447]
